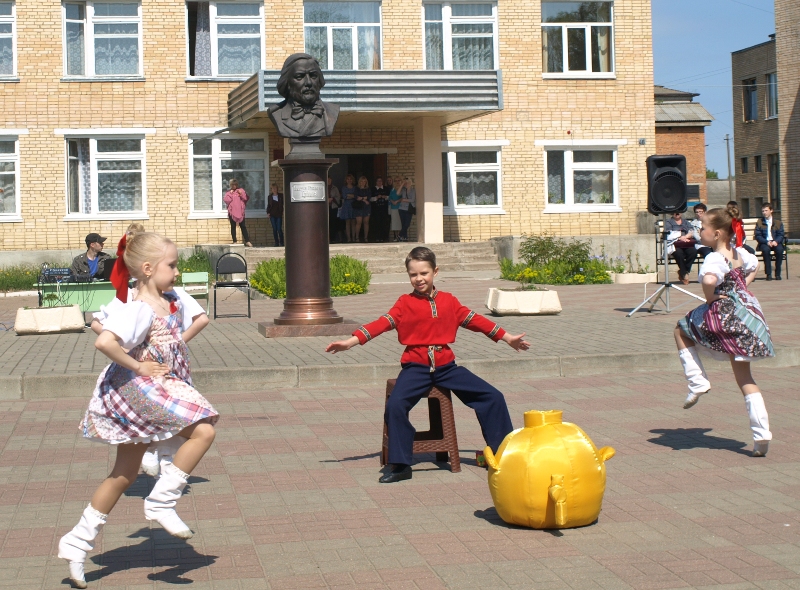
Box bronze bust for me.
[268,53,340,140]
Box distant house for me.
[654,86,713,205]
[731,35,779,219]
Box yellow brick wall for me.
[1,0,654,250]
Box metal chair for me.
[213,253,251,319]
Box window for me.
[740,157,748,174]
[304,1,381,70]
[65,137,146,217]
[187,2,263,77]
[0,137,19,219]
[442,147,503,215]
[766,72,778,118]
[754,155,762,172]
[0,2,15,77]
[424,3,497,70]
[63,2,142,78]
[742,78,757,121]
[541,1,613,77]
[189,135,268,218]
[544,148,618,211]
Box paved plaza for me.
[0,265,798,588]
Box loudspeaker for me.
[647,155,687,215]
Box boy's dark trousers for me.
[385,361,514,466]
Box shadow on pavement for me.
[648,428,750,455]
[319,451,381,463]
[79,527,217,585]
[123,474,210,499]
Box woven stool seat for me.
[380,378,461,472]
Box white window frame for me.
[62,1,143,79]
[766,72,778,119]
[184,131,269,219]
[189,1,264,78]
[57,130,151,221]
[303,1,383,71]
[441,140,507,216]
[541,0,615,79]
[422,2,499,71]
[0,1,16,78]
[537,139,624,213]
[0,131,24,222]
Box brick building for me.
[775,0,800,236]
[654,85,712,205]
[0,0,655,250]
[731,35,779,219]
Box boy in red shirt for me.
[326,247,530,483]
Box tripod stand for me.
[626,214,705,317]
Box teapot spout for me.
[548,474,567,527]
[483,446,499,471]
[598,446,616,462]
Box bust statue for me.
[268,53,340,140]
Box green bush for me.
[176,250,212,285]
[518,234,591,268]
[500,241,612,287]
[0,265,40,292]
[250,255,371,299]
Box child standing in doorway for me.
[675,208,774,456]
[58,232,219,588]
[326,247,530,483]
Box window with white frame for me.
[545,148,618,210]
[541,1,613,76]
[766,72,778,118]
[186,2,263,77]
[190,136,268,217]
[0,2,15,77]
[442,148,503,214]
[66,137,145,216]
[0,138,19,218]
[63,2,142,77]
[424,3,497,70]
[304,1,381,70]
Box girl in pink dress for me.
[58,232,219,589]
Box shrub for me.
[0,265,40,293]
[500,235,612,287]
[250,254,371,298]
[176,250,212,285]
[518,234,591,268]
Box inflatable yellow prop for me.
[484,410,615,529]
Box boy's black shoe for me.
[766,275,773,281]
[379,464,412,484]
[776,276,782,280]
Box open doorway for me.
[326,153,388,188]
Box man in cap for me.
[267,53,339,139]
[70,232,112,280]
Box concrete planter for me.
[609,272,658,285]
[14,305,85,335]
[485,288,562,316]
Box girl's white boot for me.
[57,504,108,589]
[144,462,193,538]
[679,347,711,408]
[744,392,771,457]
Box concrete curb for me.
[4,345,799,400]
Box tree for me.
[706,169,719,179]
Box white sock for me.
[678,347,710,394]
[745,392,771,441]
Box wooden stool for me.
[380,378,461,472]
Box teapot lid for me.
[524,410,563,427]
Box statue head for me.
[276,53,326,107]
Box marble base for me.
[258,320,359,338]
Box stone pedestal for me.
[273,157,343,326]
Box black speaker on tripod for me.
[647,154,687,215]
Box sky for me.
[652,0,775,178]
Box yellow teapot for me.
[484,410,615,529]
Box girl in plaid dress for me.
[58,233,219,589]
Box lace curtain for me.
[194,2,211,76]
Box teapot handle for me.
[598,446,616,462]
[483,446,499,471]
[549,474,567,527]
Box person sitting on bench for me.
[325,247,530,483]
[70,233,111,280]
[755,202,785,281]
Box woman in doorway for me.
[340,174,357,243]
[223,179,252,247]
[327,176,343,243]
[266,184,284,247]
[398,177,416,242]
[371,177,391,242]
[389,177,403,242]
[354,175,372,243]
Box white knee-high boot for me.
[679,347,711,408]
[144,462,193,538]
[142,436,186,478]
[58,504,108,589]
[744,392,771,457]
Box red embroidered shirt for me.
[353,288,506,371]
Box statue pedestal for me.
[273,157,342,326]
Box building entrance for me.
[326,153,388,188]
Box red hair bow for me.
[110,234,132,302]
